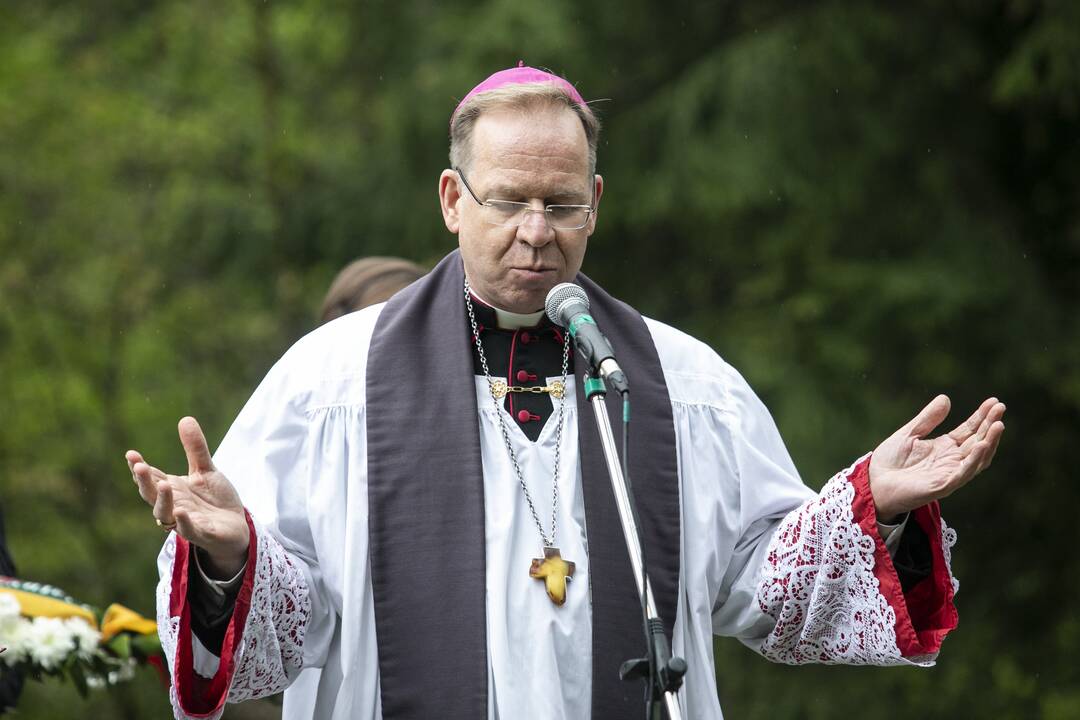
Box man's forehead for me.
[469,110,591,195]
[471,105,588,159]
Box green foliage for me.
[0,0,1076,717]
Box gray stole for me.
[366,250,680,718]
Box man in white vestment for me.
[128,65,1006,720]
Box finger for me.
[948,397,997,444]
[974,421,1005,474]
[174,509,197,541]
[951,438,991,490]
[133,464,158,506]
[128,451,165,486]
[959,402,1006,453]
[153,482,175,526]
[178,417,215,475]
[906,394,951,439]
[126,450,144,474]
[132,460,168,485]
[959,415,993,453]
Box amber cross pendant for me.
[529,547,575,606]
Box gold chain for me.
[489,379,565,400]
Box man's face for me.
[439,103,603,313]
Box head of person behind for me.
[318,256,427,325]
[438,66,604,315]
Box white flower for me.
[107,658,137,684]
[63,617,101,661]
[0,596,30,668]
[0,616,32,667]
[0,594,22,647]
[0,593,19,621]
[26,616,76,671]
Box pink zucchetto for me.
[451,61,587,126]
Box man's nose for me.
[517,206,555,247]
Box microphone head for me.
[545,282,589,327]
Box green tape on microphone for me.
[568,314,596,338]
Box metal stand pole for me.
[587,388,685,720]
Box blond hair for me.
[449,82,600,177]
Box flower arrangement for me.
[0,577,163,696]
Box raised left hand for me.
[869,395,1005,521]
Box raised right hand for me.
[127,416,249,578]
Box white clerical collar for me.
[468,289,545,329]
[493,307,545,329]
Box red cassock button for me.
[517,409,531,423]
[516,369,530,382]
[520,331,532,344]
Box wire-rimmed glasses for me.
[454,168,594,231]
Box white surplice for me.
[157,302,953,720]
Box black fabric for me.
[366,250,682,719]
[187,547,241,654]
[366,252,489,719]
[467,299,571,441]
[893,517,933,593]
[0,505,24,715]
[0,509,15,578]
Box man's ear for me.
[586,174,604,236]
[439,170,462,234]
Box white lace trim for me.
[941,519,959,596]
[228,525,311,702]
[155,525,311,719]
[755,456,932,667]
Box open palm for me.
[869,395,1006,521]
[127,417,249,577]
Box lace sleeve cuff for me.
[754,454,958,667]
[847,455,959,660]
[157,511,311,720]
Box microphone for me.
[545,283,629,394]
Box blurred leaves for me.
[0,0,1077,717]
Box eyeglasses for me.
[454,168,595,231]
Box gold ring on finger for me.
[156,518,177,532]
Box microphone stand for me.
[583,373,686,720]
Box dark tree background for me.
[1,1,1077,717]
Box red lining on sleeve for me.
[169,510,258,717]
[507,330,518,417]
[845,457,958,657]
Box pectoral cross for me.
[529,547,575,606]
